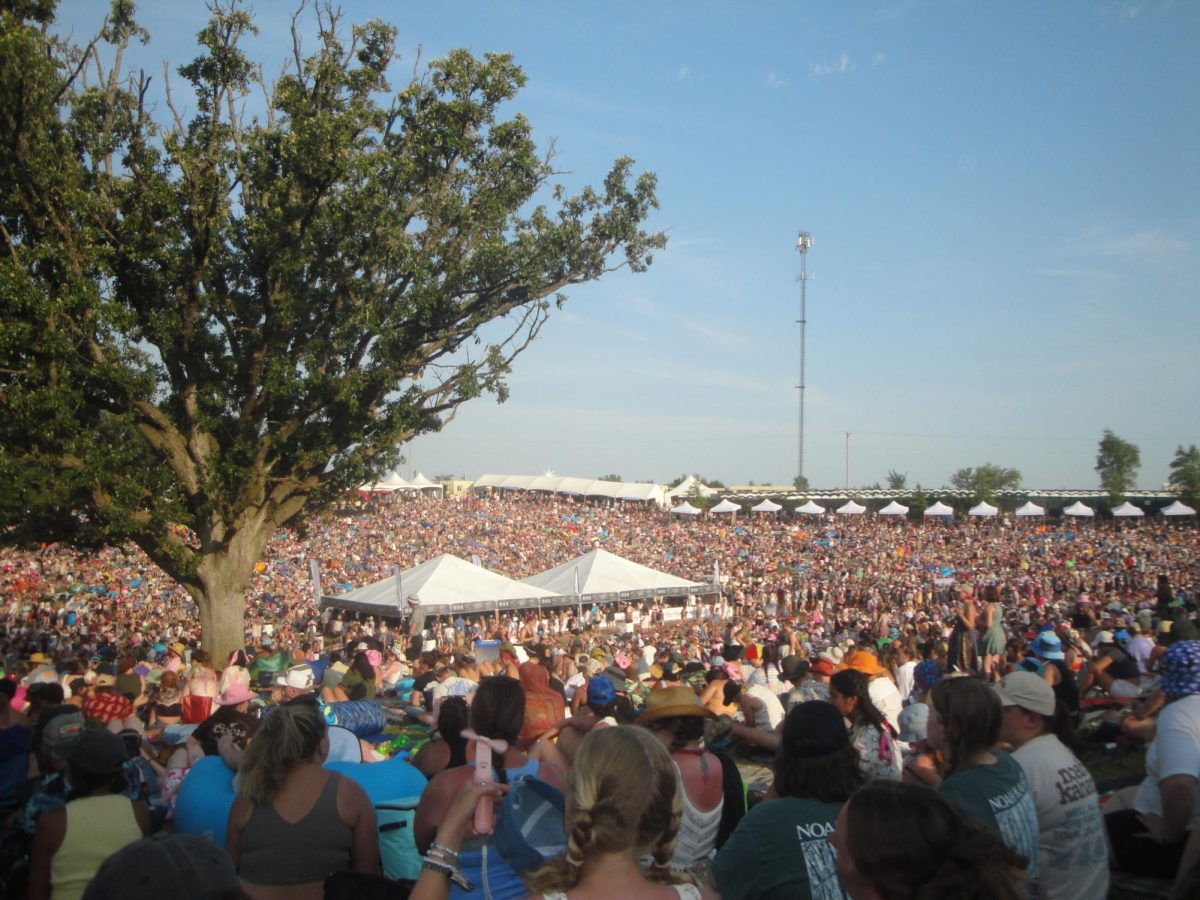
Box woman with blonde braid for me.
[226,700,380,899]
[525,725,718,900]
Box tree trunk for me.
[187,519,273,667]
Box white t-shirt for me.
[868,676,903,733]
[1013,734,1108,900]
[1133,694,1200,830]
[895,660,917,703]
[744,683,785,731]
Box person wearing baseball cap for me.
[1106,641,1200,882]
[996,672,1108,900]
[29,728,151,900]
[1079,628,1142,700]
[781,655,831,710]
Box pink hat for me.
[366,649,381,667]
[214,683,256,706]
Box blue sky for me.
[59,0,1200,489]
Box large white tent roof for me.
[321,554,555,615]
[752,498,783,513]
[1014,501,1045,516]
[924,501,955,517]
[671,501,702,515]
[836,500,866,515]
[878,500,909,516]
[521,548,716,604]
[968,501,998,517]
[472,474,666,506]
[358,471,413,492]
[1163,500,1197,516]
[709,499,742,514]
[666,475,719,499]
[795,500,827,515]
[1062,501,1094,517]
[409,472,443,492]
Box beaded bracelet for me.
[429,842,461,860]
[422,854,474,891]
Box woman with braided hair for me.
[525,725,717,900]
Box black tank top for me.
[239,771,352,885]
[1048,659,1079,714]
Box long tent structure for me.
[320,554,556,619]
[666,475,720,499]
[473,473,667,506]
[521,548,719,607]
[409,472,444,495]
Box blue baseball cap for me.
[587,676,617,706]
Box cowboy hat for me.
[635,686,715,726]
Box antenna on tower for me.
[795,231,813,486]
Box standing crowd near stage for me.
[1,490,1199,899]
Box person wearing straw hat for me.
[192,682,258,759]
[638,686,746,882]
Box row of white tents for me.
[320,548,720,619]
[670,498,1197,518]
[358,472,444,495]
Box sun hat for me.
[586,676,617,707]
[781,700,850,758]
[28,652,52,665]
[843,650,887,677]
[214,682,256,706]
[1092,630,1115,647]
[67,727,130,775]
[994,671,1056,716]
[81,832,240,900]
[898,704,930,743]
[274,664,315,690]
[1160,641,1200,698]
[169,642,187,657]
[636,686,715,726]
[1028,632,1065,660]
[780,655,809,682]
[1159,620,1176,635]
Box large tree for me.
[1095,430,1140,505]
[0,1,665,660]
[1168,444,1200,509]
[949,463,1021,502]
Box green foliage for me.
[1168,445,1200,509]
[1095,430,1140,504]
[433,473,458,483]
[597,473,622,483]
[949,463,1022,502]
[684,483,710,510]
[792,474,810,492]
[886,469,907,490]
[0,1,664,655]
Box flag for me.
[308,559,321,605]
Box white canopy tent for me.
[409,472,444,495]
[358,471,413,493]
[1062,501,1095,518]
[1111,501,1144,518]
[670,501,702,516]
[522,548,717,605]
[472,474,667,506]
[1014,501,1045,517]
[709,499,742,514]
[968,501,998,517]
[795,500,827,515]
[321,554,555,618]
[878,500,909,516]
[666,476,719,499]
[924,501,955,517]
[836,500,867,515]
[751,498,783,513]
[1162,500,1197,516]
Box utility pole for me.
[845,432,851,490]
[795,232,813,486]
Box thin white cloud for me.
[810,53,854,77]
[1076,226,1189,262]
[766,72,787,88]
[678,66,690,80]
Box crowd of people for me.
[1,489,1199,898]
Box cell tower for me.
[795,231,813,485]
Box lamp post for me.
[796,231,813,487]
